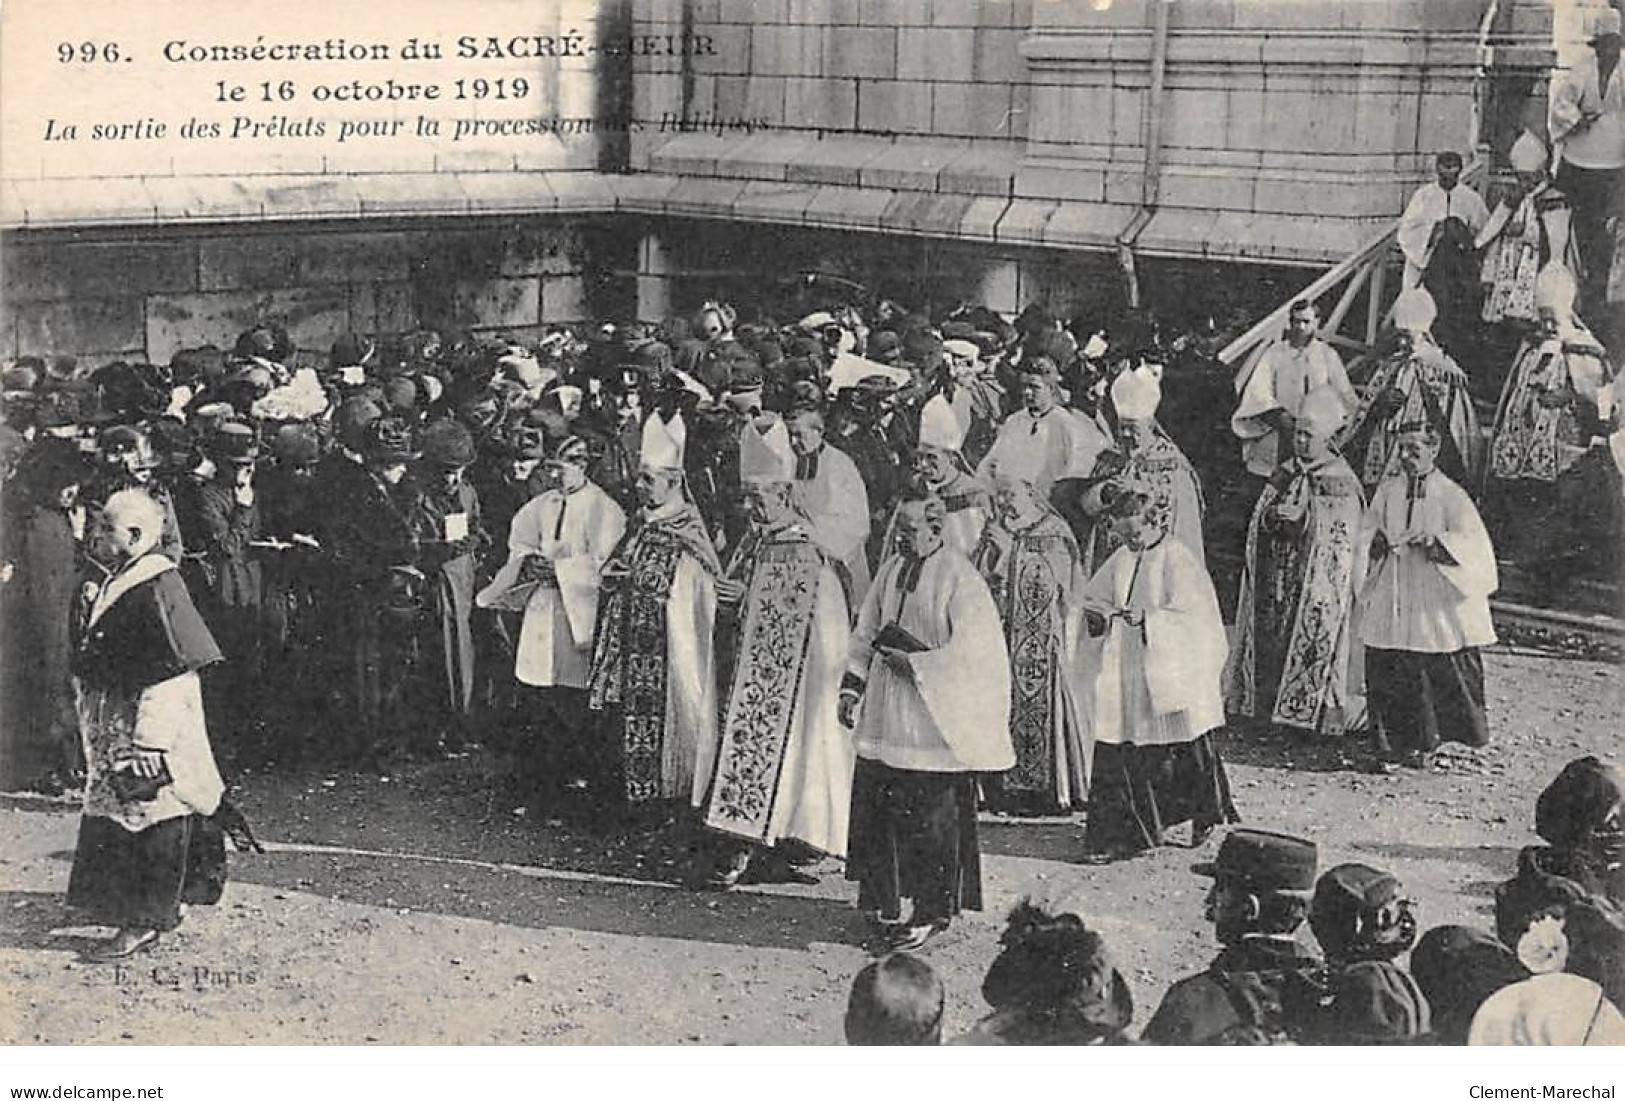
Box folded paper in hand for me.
[874,622,928,654]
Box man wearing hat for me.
[697,417,853,889]
[478,434,625,806]
[187,422,267,762]
[827,375,909,566]
[882,394,989,562]
[584,366,647,515]
[1226,386,1368,738]
[406,419,486,756]
[587,413,723,810]
[843,484,1012,951]
[686,353,764,551]
[86,425,185,564]
[327,417,423,763]
[1485,264,1618,589]
[1356,421,1497,772]
[1143,828,1324,1044]
[1340,287,1480,497]
[1549,7,1623,314]
[1232,299,1357,480]
[1478,133,1579,326]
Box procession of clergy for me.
[33,236,1612,962]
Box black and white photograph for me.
[0,0,1621,1087]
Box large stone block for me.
[751,23,825,76]
[15,297,144,358]
[501,224,589,277]
[1013,163,1105,203]
[145,286,350,366]
[787,0,861,25]
[857,79,933,134]
[541,275,589,322]
[299,231,421,285]
[3,241,195,301]
[717,0,786,22]
[932,82,1015,141]
[448,277,541,331]
[858,0,935,26]
[1159,86,1230,151]
[783,77,859,131]
[198,237,300,292]
[897,28,974,82]
[824,27,898,80]
[973,28,1025,84]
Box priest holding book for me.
[841,486,1012,951]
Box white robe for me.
[1232,338,1357,476]
[1072,537,1228,748]
[1397,181,1490,288]
[792,444,872,607]
[78,554,224,832]
[698,535,853,856]
[979,405,1113,486]
[476,481,626,689]
[848,546,1013,773]
[1357,470,1498,654]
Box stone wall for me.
[0,220,610,368]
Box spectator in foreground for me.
[1469,972,1625,1046]
[956,900,1134,1045]
[844,953,944,1046]
[1410,925,1528,1045]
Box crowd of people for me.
[0,24,1620,1021]
[847,758,1625,1045]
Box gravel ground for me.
[1,644,1619,1046]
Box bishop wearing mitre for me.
[697,416,854,888]
[587,413,722,807]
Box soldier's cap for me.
[1312,863,1403,920]
[1535,756,1625,848]
[1193,829,1318,892]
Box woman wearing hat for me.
[325,417,422,763]
[187,422,268,764]
[956,901,1135,1045]
[1,441,92,791]
[407,419,486,756]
